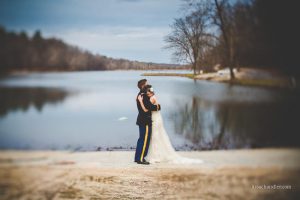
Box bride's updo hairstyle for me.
[145,85,155,94]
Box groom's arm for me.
[143,95,161,111]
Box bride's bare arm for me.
[137,95,148,112]
[150,95,158,105]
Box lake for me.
[0,70,299,150]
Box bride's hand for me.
[137,95,143,102]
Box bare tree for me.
[182,0,236,79]
[169,0,299,81]
[213,0,235,80]
[165,2,214,75]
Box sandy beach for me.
[0,148,299,199]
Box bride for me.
[138,85,203,164]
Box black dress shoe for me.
[137,161,150,165]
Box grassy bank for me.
[142,72,195,79]
[142,71,294,89]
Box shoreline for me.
[1,148,299,168]
[142,68,297,89]
[1,148,299,199]
[2,68,296,89]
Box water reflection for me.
[0,71,299,150]
[0,87,71,117]
[171,95,300,150]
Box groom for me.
[134,79,161,165]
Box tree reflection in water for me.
[0,87,71,117]
[171,96,300,150]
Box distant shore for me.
[0,68,189,76]
[1,68,297,89]
[1,148,299,199]
[142,68,297,89]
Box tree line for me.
[0,26,184,74]
[165,0,299,79]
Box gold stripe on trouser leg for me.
[140,125,149,162]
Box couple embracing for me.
[134,79,203,165]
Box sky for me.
[0,0,184,63]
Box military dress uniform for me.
[134,91,161,162]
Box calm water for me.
[0,71,299,150]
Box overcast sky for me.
[0,0,184,63]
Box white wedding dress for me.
[145,111,203,164]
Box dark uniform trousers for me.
[134,124,152,162]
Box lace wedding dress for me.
[145,111,203,164]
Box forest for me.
[165,0,299,79]
[1,0,298,78]
[0,27,184,74]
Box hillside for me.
[0,27,185,73]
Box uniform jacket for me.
[136,91,161,126]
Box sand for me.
[0,148,299,199]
